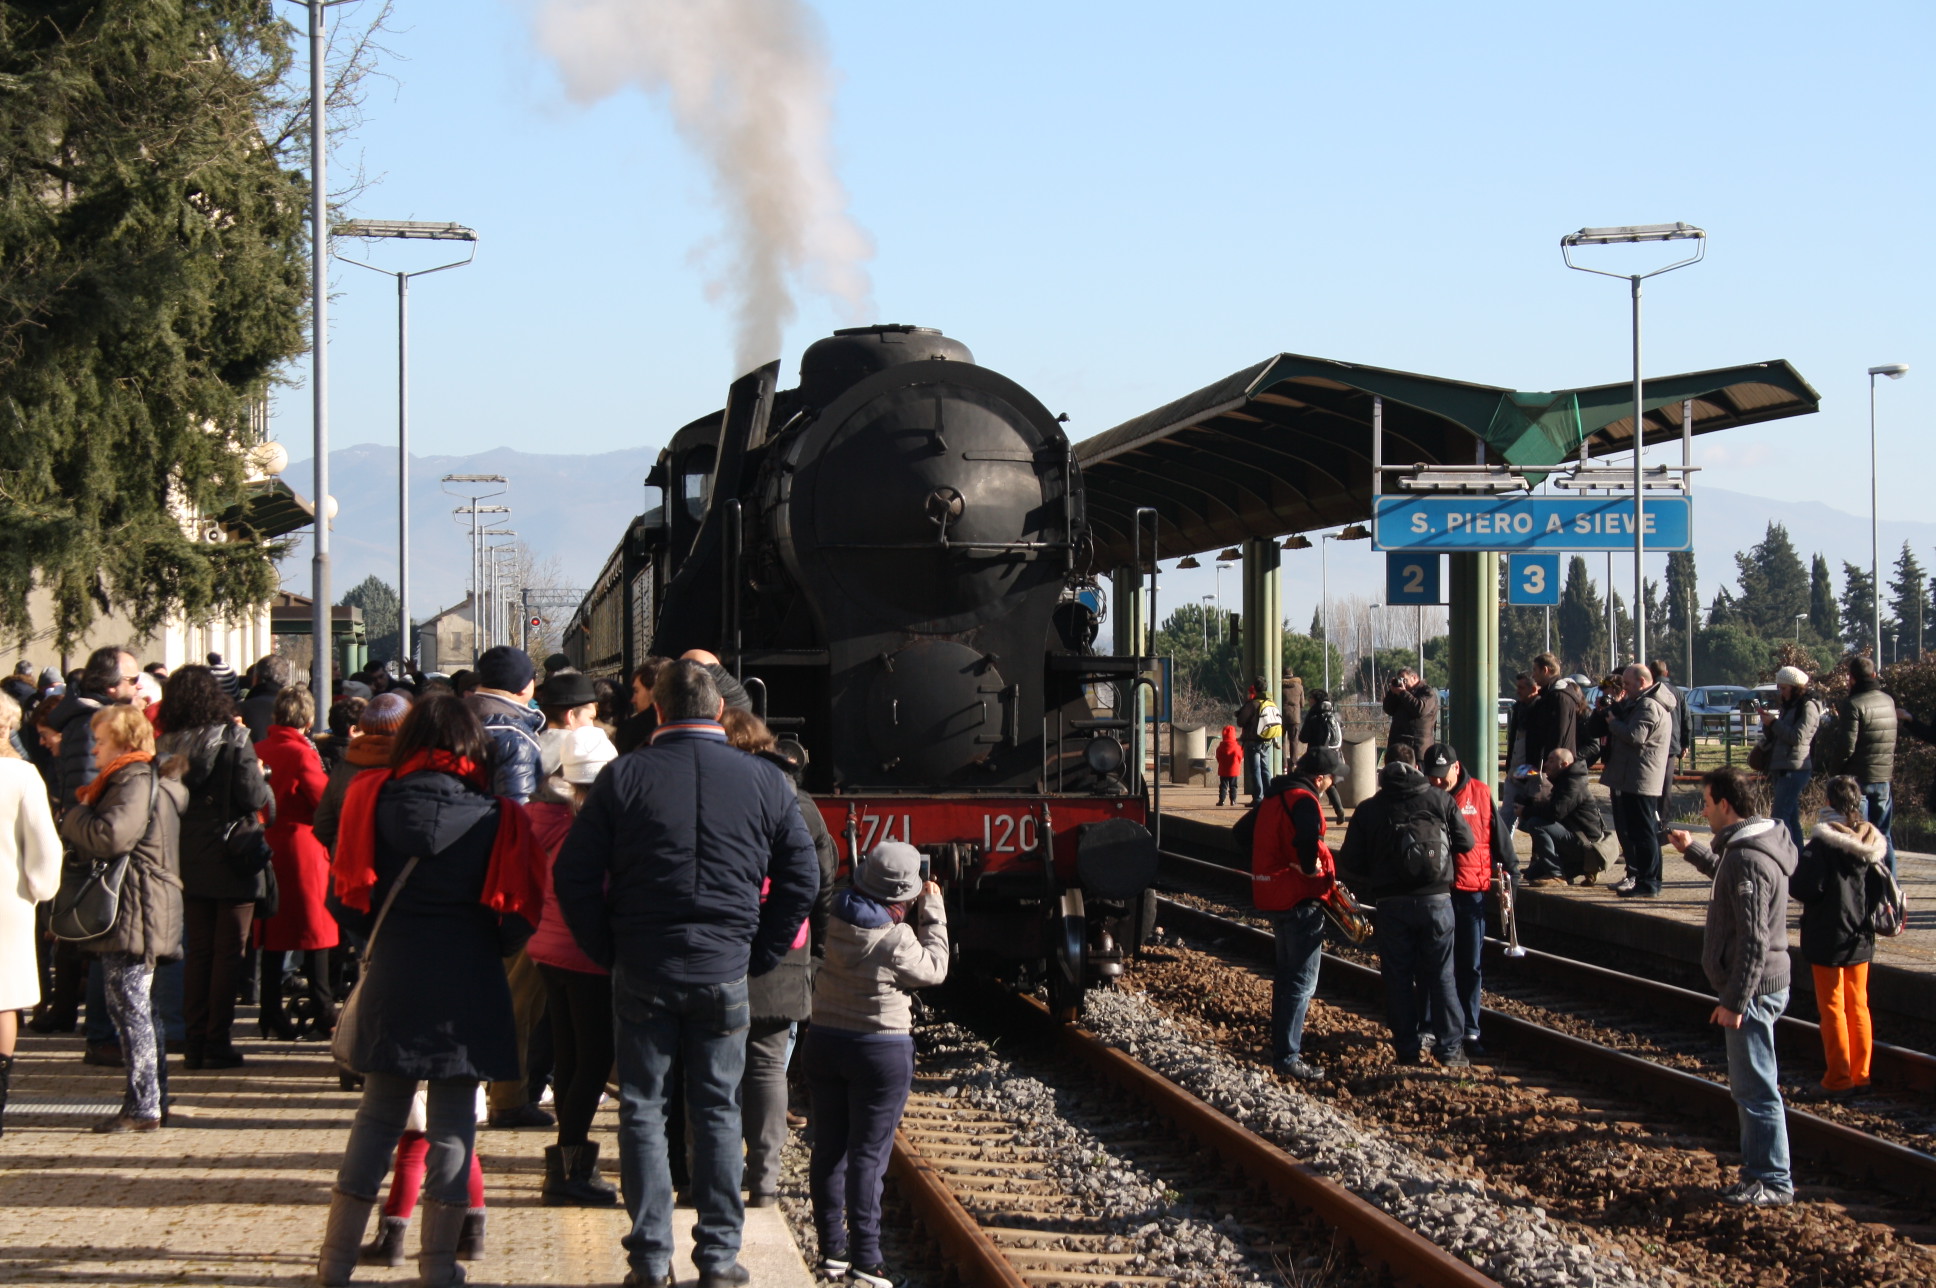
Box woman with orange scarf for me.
[313,693,543,1288]
[59,704,186,1132]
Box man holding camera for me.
[1382,667,1438,764]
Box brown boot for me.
[317,1189,377,1287]
[417,1199,468,1285]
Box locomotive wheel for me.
[1128,889,1159,958]
[1048,889,1087,1023]
[1046,948,1084,1023]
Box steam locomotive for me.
[564,325,1158,1016]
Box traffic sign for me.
[1373,495,1692,552]
[1508,554,1561,606]
[1386,552,1443,606]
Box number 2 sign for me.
[1386,553,1442,606]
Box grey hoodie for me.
[1682,817,1798,1012]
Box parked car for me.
[1497,697,1515,729]
[1685,685,1753,735]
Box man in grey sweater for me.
[1666,766,1798,1208]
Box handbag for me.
[51,768,159,942]
[216,737,275,877]
[1746,738,1773,773]
[330,856,421,1070]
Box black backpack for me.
[1373,796,1452,891]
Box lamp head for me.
[1175,555,1201,570]
[1869,364,1909,380]
[1562,222,1704,246]
[1281,534,1313,550]
[1216,547,1242,562]
[1337,523,1372,541]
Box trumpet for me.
[1493,862,1526,958]
[1320,880,1374,945]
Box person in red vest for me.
[1420,743,1516,1058]
[1250,745,1348,1082]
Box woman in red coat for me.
[255,686,339,1040]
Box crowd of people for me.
[1239,647,1920,1214]
[0,643,943,1288]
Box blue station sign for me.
[1372,495,1692,553]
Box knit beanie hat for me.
[560,726,618,785]
[476,645,536,694]
[359,692,412,735]
[1775,665,1809,688]
[856,841,924,904]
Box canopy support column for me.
[1448,551,1499,793]
[1113,567,1149,788]
[1242,536,1283,780]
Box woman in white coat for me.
[0,691,62,1136]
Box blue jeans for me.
[1268,903,1325,1062]
[808,1029,915,1266]
[1245,745,1273,800]
[1372,894,1460,1059]
[1523,822,1568,881]
[1444,890,1486,1043]
[1861,782,1896,878]
[612,969,751,1278]
[1770,766,1811,851]
[1723,988,1791,1192]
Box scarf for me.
[76,750,154,806]
[330,749,544,919]
[345,733,394,768]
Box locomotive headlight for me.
[1084,734,1126,777]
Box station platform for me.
[0,1029,815,1288]
[1156,782,1936,1032]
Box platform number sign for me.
[1385,553,1442,606]
[1509,554,1561,606]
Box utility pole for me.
[443,474,507,664]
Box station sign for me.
[1386,552,1443,606]
[1372,495,1692,552]
[1507,554,1561,606]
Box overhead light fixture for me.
[1281,534,1313,550]
[1337,524,1371,541]
[335,219,478,242]
[1216,547,1242,562]
[1561,222,1705,247]
[1176,556,1201,569]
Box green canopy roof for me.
[1075,353,1818,569]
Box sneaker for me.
[1274,1056,1327,1082]
[1720,1179,1793,1208]
[1609,878,1636,895]
[1440,1047,1472,1068]
[817,1255,851,1279]
[1615,884,1658,899]
[850,1264,900,1288]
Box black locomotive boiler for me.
[566,325,1158,1016]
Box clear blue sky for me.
[277,0,1933,621]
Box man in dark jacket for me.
[1381,668,1438,763]
[1831,655,1898,876]
[1666,767,1798,1207]
[554,659,818,1288]
[1524,653,1579,773]
[239,655,290,743]
[466,646,545,804]
[1336,746,1474,1067]
[1519,749,1608,885]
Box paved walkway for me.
[0,1028,813,1288]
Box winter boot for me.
[457,1209,486,1262]
[416,1199,468,1286]
[0,1053,13,1138]
[542,1143,619,1207]
[316,1189,378,1287]
[359,1215,408,1267]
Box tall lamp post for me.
[1562,221,1707,666]
[1320,525,1371,693]
[334,221,480,669]
[1869,364,1910,659]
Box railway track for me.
[882,998,1502,1288]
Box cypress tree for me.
[1889,542,1925,660]
[1733,522,1809,639]
[1556,556,1605,676]
[1840,562,1878,653]
[1809,555,1838,641]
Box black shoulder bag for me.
[51,768,160,941]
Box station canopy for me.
[1075,353,1819,570]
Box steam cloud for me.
[536,0,874,373]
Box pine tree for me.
[1840,562,1878,654]
[1708,587,1740,629]
[1809,555,1838,641]
[1889,542,1925,661]
[1557,556,1606,676]
[1497,562,1547,677]
[340,576,400,664]
[1733,523,1809,638]
[1309,605,1324,641]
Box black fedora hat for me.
[537,671,598,709]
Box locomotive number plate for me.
[856,813,914,851]
[982,812,1041,855]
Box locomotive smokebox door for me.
[866,642,1007,780]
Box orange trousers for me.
[1812,962,1872,1091]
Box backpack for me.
[1867,863,1908,938]
[1372,796,1451,891]
[1254,700,1283,742]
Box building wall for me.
[18,586,273,677]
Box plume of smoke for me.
[536,0,874,373]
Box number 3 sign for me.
[1509,554,1561,606]
[1386,553,1442,606]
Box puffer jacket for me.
[748,750,839,1024]
[59,760,187,964]
[467,690,545,803]
[1762,692,1822,775]
[1682,817,1798,1012]
[45,688,109,809]
[157,722,275,901]
[1446,772,1513,893]
[1336,761,1475,902]
[1791,819,1885,967]
[1601,683,1674,796]
[1831,679,1896,785]
[811,886,949,1036]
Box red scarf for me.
[76,750,154,806]
[330,749,544,920]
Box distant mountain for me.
[277,443,660,619]
[275,446,1936,625]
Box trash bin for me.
[1171,724,1207,785]
[1340,735,1379,808]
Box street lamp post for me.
[1320,525,1371,693]
[1795,613,1807,644]
[1562,221,1707,666]
[1869,364,1910,659]
[335,221,480,669]
[1200,596,1213,650]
